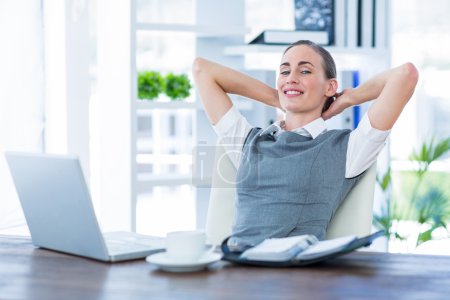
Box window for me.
[388,0,450,253]
[135,0,197,236]
[0,0,44,235]
[391,0,450,159]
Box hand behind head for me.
[321,91,350,120]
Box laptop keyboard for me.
[103,231,165,255]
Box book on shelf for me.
[361,0,375,48]
[334,0,346,47]
[374,0,388,48]
[248,30,330,46]
[346,0,359,48]
[221,230,384,267]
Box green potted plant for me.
[137,71,164,100]
[164,73,192,101]
[374,136,450,251]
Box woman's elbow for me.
[192,57,209,78]
[402,62,419,86]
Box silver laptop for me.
[5,151,165,262]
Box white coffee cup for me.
[166,230,208,262]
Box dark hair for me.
[283,40,336,112]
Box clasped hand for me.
[321,88,354,121]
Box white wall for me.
[0,0,45,234]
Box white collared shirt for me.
[213,105,390,178]
[259,117,326,139]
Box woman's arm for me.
[192,57,279,125]
[322,63,419,130]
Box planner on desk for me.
[221,231,384,267]
[241,235,359,262]
[248,30,330,46]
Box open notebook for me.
[221,230,384,267]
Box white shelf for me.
[136,100,198,110]
[137,153,192,165]
[136,22,248,37]
[224,45,391,72]
[137,174,211,192]
[136,174,193,192]
[224,45,285,55]
[136,99,253,112]
[224,44,390,57]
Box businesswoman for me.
[193,40,418,250]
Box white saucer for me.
[146,252,222,272]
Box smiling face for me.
[277,45,337,120]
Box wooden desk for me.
[1,235,450,299]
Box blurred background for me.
[1,0,449,255]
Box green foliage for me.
[164,73,192,100]
[376,167,391,192]
[373,168,403,239]
[373,169,392,237]
[138,71,164,100]
[414,188,450,246]
[415,188,450,225]
[409,137,450,178]
[373,136,450,248]
[372,205,393,238]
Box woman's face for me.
[277,45,336,116]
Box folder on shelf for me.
[248,30,330,46]
[338,70,361,130]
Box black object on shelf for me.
[294,0,335,46]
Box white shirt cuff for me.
[345,113,390,178]
[213,105,242,137]
[211,104,252,169]
[359,113,391,143]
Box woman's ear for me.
[325,78,338,97]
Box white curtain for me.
[0,0,45,234]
